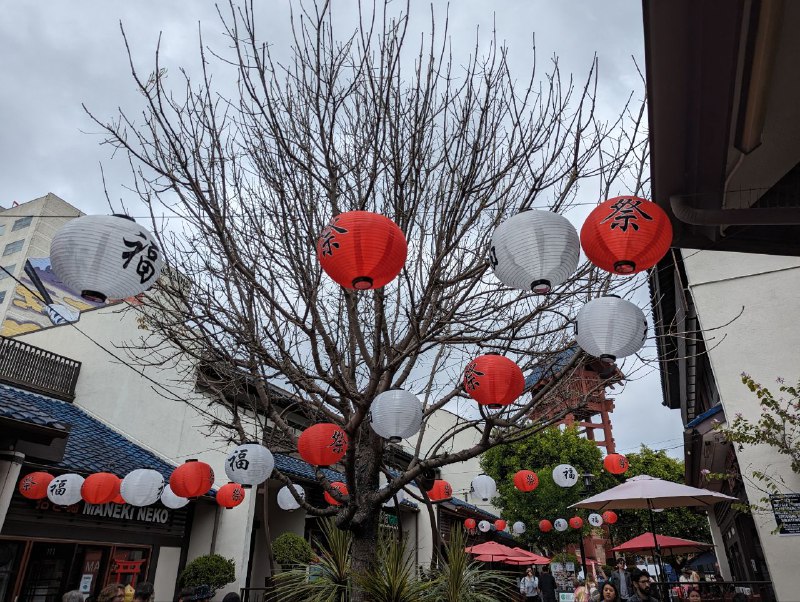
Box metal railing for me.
[0,336,81,400]
[653,580,775,602]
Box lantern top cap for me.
[111,213,137,222]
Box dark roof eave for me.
[0,415,69,442]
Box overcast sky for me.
[0,1,685,458]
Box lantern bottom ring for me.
[599,354,616,364]
[352,276,374,289]
[240,484,253,489]
[613,260,636,274]
[82,290,107,303]
[530,279,552,294]
[388,436,402,443]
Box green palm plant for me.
[353,532,430,602]
[272,518,352,602]
[426,529,514,602]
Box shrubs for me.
[272,532,315,567]
[179,554,236,590]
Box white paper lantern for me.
[369,390,423,442]
[588,513,604,527]
[478,520,491,533]
[490,210,580,294]
[576,296,647,362]
[471,474,497,502]
[120,469,165,507]
[160,484,190,509]
[277,484,305,511]
[512,521,526,535]
[47,473,84,506]
[50,215,164,302]
[224,443,274,487]
[554,518,569,532]
[552,464,579,488]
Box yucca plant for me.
[272,518,352,602]
[425,529,514,602]
[353,532,430,602]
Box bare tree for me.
[87,0,647,588]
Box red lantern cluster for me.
[602,510,618,525]
[463,354,525,408]
[464,518,477,530]
[18,472,54,500]
[580,196,672,276]
[170,460,215,498]
[569,516,584,530]
[317,211,408,290]
[427,480,453,502]
[81,472,121,505]
[324,482,349,506]
[494,519,506,531]
[513,470,539,492]
[298,423,348,467]
[603,453,630,475]
[217,483,246,509]
[538,519,553,533]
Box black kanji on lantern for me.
[122,232,160,284]
[49,479,66,496]
[319,218,348,257]
[21,477,33,491]
[600,198,653,232]
[232,487,243,502]
[464,361,484,391]
[526,474,535,486]
[228,449,250,471]
[329,430,346,454]
[563,466,576,480]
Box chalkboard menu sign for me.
[769,493,800,535]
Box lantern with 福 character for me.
[580,196,672,275]
[47,473,84,506]
[298,423,348,467]
[603,453,630,475]
[170,459,215,499]
[50,214,164,302]
[463,354,525,409]
[324,482,348,506]
[552,464,578,488]
[317,211,408,290]
[81,472,121,505]
[588,513,604,527]
[553,518,568,532]
[513,470,539,492]
[18,472,54,500]
[478,520,491,533]
[224,443,274,487]
[426,480,453,502]
[217,483,246,509]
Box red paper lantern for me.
[170,459,215,498]
[427,480,453,502]
[494,519,507,531]
[18,472,54,500]
[580,196,672,275]
[298,423,348,467]
[217,483,246,509]
[81,472,121,505]
[464,518,477,530]
[463,354,525,408]
[112,493,126,505]
[324,482,349,506]
[538,519,553,533]
[602,510,618,525]
[317,211,408,290]
[603,453,630,475]
[513,470,539,492]
[569,516,584,530]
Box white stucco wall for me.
[152,546,182,602]
[682,249,800,601]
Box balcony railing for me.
[0,336,81,401]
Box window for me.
[3,240,23,256]
[0,291,5,304]
[11,216,33,231]
[0,224,6,236]
[0,264,16,279]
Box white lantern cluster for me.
[478,520,491,533]
[512,521,526,535]
[224,443,274,487]
[554,518,569,532]
[490,210,581,294]
[50,214,164,302]
[552,464,579,488]
[47,473,84,506]
[121,469,165,507]
[576,295,647,362]
[369,390,423,442]
[161,484,190,509]
[588,513,604,527]
[277,484,305,511]
[471,474,497,502]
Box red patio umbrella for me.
[465,540,519,562]
[503,547,551,565]
[612,532,713,555]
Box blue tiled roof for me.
[0,384,174,479]
[447,496,500,520]
[524,347,579,390]
[0,388,68,430]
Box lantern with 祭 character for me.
[217,483,246,509]
[580,196,672,275]
[539,519,553,533]
[317,211,408,290]
[224,443,274,487]
[569,516,584,530]
[427,480,453,502]
[494,519,507,531]
[50,214,164,302]
[18,472,54,500]
[463,354,525,409]
[298,423,348,467]
[464,518,477,530]
[513,470,539,492]
[602,510,618,525]
[603,453,630,475]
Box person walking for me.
[608,558,632,601]
[600,582,621,602]
[538,565,557,602]
[97,584,125,602]
[62,591,83,602]
[628,569,658,602]
[574,577,589,602]
[520,568,540,602]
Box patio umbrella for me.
[612,532,713,555]
[466,540,519,562]
[503,547,551,565]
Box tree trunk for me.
[349,513,381,602]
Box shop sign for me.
[33,499,173,525]
[769,493,800,535]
